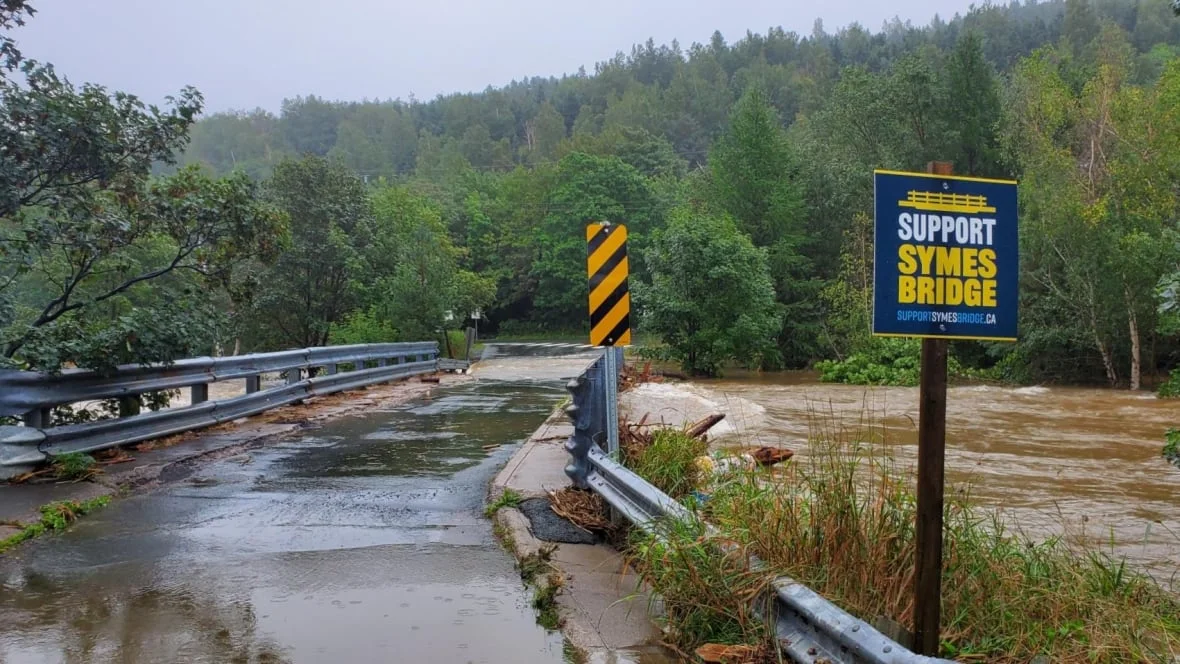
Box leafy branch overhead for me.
[0,7,286,371]
[0,0,33,74]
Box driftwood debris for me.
[548,486,612,532]
[621,412,726,460]
[750,446,793,466]
[621,410,794,474]
[694,643,767,663]
[619,361,663,393]
[685,413,726,440]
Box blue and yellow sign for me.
[873,170,1018,342]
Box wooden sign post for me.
[872,161,1019,656]
[913,160,953,655]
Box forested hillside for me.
[5,0,1180,389]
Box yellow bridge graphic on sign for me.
[898,190,996,214]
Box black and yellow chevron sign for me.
[586,222,631,347]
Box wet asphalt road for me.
[0,344,601,664]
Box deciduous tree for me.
[0,57,284,370]
[248,156,369,349]
[638,207,781,376]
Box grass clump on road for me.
[484,488,524,517]
[532,571,565,630]
[0,496,111,554]
[624,423,1180,662]
[51,452,99,481]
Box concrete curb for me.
[489,409,670,663]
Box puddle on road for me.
[0,363,597,664]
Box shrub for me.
[816,337,924,385]
[1165,428,1180,469]
[1158,369,1180,398]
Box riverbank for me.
[611,374,1180,661]
[625,370,1180,579]
[0,375,463,555]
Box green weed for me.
[1158,369,1180,398]
[532,571,565,630]
[629,518,772,652]
[0,496,110,554]
[51,452,98,481]
[492,520,516,550]
[519,544,557,584]
[484,488,524,518]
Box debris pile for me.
[547,486,612,533]
[620,412,727,461]
[694,642,778,664]
[618,360,663,392]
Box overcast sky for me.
[13,0,977,112]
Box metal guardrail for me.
[0,342,455,477]
[0,342,439,418]
[563,355,954,664]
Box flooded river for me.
[631,372,1180,583]
[0,345,604,664]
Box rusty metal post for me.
[913,160,953,656]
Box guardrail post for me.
[118,396,140,418]
[603,347,622,456]
[246,376,261,393]
[286,369,301,385]
[377,358,387,368]
[192,384,209,405]
[325,364,337,375]
[22,408,50,429]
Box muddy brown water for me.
[0,344,661,664]
[629,371,1180,584]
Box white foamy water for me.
[621,381,766,441]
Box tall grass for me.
[626,414,1180,662]
[624,429,708,500]
[629,518,775,655]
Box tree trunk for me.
[1128,298,1141,391]
[1095,332,1118,387]
[1089,305,1118,387]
